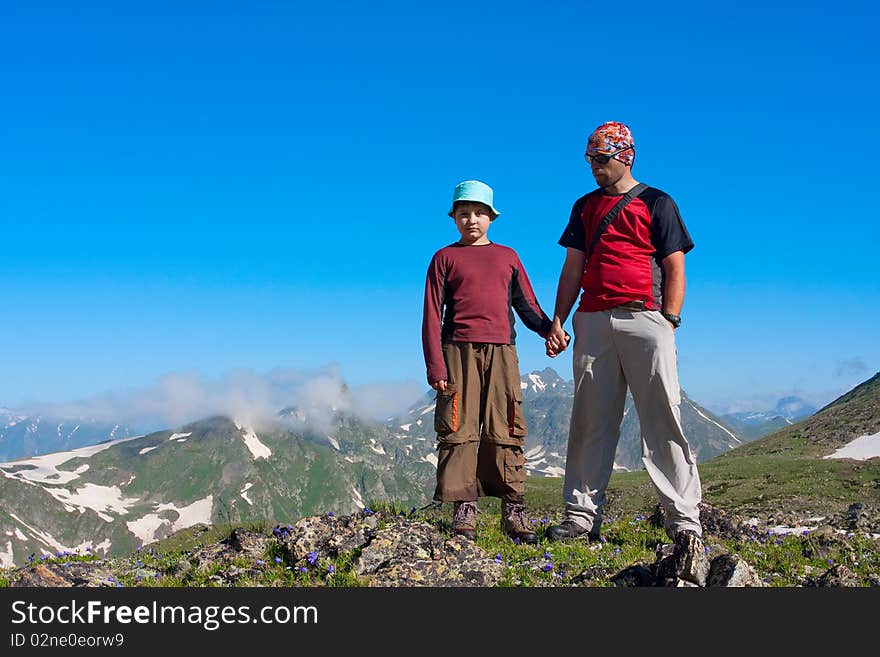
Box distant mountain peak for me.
[520,367,566,395]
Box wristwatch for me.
[662,312,681,328]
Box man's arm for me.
[660,250,685,327]
[546,247,585,354]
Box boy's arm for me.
[510,257,553,339]
[421,254,448,387]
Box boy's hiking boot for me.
[546,520,593,542]
[501,500,538,544]
[452,501,477,540]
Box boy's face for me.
[452,202,493,245]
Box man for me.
[544,121,703,548]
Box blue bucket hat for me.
[447,179,500,218]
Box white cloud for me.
[17,366,423,433]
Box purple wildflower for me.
[827,559,834,566]
[600,536,608,544]
[540,517,548,524]
[256,559,265,566]
[543,551,552,560]
[307,551,318,565]
[274,556,282,564]
[494,554,503,564]
[541,563,554,572]
[328,512,334,517]
[327,564,335,574]
[614,547,621,554]
[299,566,308,573]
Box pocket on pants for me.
[503,447,526,485]
[434,388,458,436]
[507,392,527,438]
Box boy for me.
[422,179,567,544]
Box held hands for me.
[545,321,571,358]
[431,380,448,392]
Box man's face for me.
[589,152,629,189]
[452,202,492,244]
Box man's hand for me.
[545,320,571,358]
[431,380,448,392]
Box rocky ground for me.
[5,501,879,587]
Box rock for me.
[354,521,503,587]
[189,528,270,571]
[672,532,710,587]
[707,554,764,587]
[649,502,743,540]
[816,564,861,587]
[611,565,654,587]
[280,513,375,565]
[830,502,880,534]
[9,562,118,587]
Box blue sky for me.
[1,1,878,417]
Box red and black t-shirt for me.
[558,186,694,312]
[422,242,552,385]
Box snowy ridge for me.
[686,399,742,445]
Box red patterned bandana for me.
[586,121,635,166]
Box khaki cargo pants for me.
[432,342,528,503]
[563,309,703,538]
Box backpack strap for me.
[586,183,647,260]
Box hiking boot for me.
[546,520,593,542]
[452,501,477,540]
[501,500,538,544]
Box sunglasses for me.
[584,145,634,165]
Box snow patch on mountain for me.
[422,453,438,467]
[8,513,68,553]
[44,484,140,522]
[685,400,742,445]
[240,482,254,505]
[824,432,880,461]
[234,422,272,460]
[0,541,14,569]
[125,495,214,544]
[327,435,340,450]
[527,374,547,392]
[169,432,191,441]
[0,438,134,486]
[368,439,385,455]
[350,486,365,509]
[139,446,158,455]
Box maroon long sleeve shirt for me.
[422,242,552,385]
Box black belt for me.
[614,300,648,311]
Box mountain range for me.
[0,408,133,462]
[0,367,827,568]
[719,396,817,441]
[388,367,757,475]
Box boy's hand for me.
[545,322,571,357]
[431,380,448,392]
